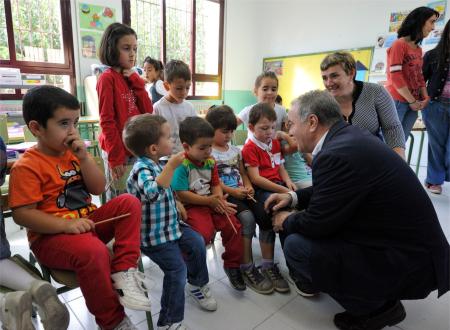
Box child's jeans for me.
[141,225,209,327]
[31,194,141,330]
[186,206,243,268]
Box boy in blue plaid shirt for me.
[124,114,217,330]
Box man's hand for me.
[264,193,292,213]
[63,218,95,234]
[64,132,88,161]
[272,210,294,232]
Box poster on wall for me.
[79,3,117,59]
[389,10,410,32]
[428,1,447,27]
[263,60,283,76]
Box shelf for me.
[0,84,36,89]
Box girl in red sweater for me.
[97,23,153,200]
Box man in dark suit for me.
[265,90,449,330]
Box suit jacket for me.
[283,121,449,300]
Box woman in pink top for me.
[385,6,439,139]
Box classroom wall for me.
[222,0,450,111]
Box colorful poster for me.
[389,10,410,32]
[79,3,117,59]
[428,1,447,27]
[79,4,116,31]
[263,60,283,76]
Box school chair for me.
[0,114,9,144]
[29,252,154,330]
[407,118,426,175]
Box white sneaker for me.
[157,322,188,330]
[0,291,35,330]
[111,268,151,311]
[187,284,217,311]
[112,316,137,330]
[29,280,69,330]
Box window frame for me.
[123,0,224,100]
[0,0,76,100]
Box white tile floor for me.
[3,167,450,330]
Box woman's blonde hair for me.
[320,52,356,76]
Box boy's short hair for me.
[248,103,277,126]
[123,114,167,157]
[179,117,214,146]
[205,105,237,131]
[99,23,137,67]
[22,86,79,128]
[164,60,191,83]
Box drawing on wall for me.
[389,10,410,32]
[263,60,283,76]
[79,3,117,59]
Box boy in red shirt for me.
[241,103,296,292]
[9,86,150,330]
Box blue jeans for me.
[283,233,386,315]
[395,100,418,141]
[141,225,209,326]
[422,101,450,185]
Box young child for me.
[205,105,274,295]
[171,117,245,290]
[143,57,166,103]
[124,114,217,330]
[237,71,287,141]
[241,103,297,292]
[9,86,150,330]
[97,22,153,200]
[0,136,69,330]
[277,121,312,190]
[153,60,197,154]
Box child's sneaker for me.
[111,268,151,311]
[187,284,217,311]
[157,322,188,330]
[28,280,69,330]
[260,264,290,293]
[223,267,246,291]
[112,316,137,330]
[242,265,274,294]
[0,291,35,330]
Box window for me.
[0,0,75,100]
[125,0,224,99]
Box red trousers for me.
[31,194,141,330]
[186,206,243,268]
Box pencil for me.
[224,212,238,235]
[247,194,257,203]
[95,213,131,226]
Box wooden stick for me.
[224,212,238,235]
[95,213,130,226]
[247,194,257,203]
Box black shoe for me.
[288,272,318,297]
[333,300,406,330]
[224,267,246,291]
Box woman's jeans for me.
[421,101,450,185]
[395,100,418,141]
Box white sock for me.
[0,259,37,291]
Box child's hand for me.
[244,185,255,198]
[64,132,88,160]
[275,131,288,141]
[214,196,237,215]
[122,68,135,78]
[286,180,297,191]
[231,187,248,200]
[208,194,223,211]
[63,218,95,234]
[176,200,187,220]
[166,152,185,170]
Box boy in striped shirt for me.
[124,114,216,330]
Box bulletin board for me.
[263,47,373,107]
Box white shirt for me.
[238,103,287,140]
[153,97,197,153]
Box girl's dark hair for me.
[434,19,450,70]
[397,6,439,44]
[143,57,164,71]
[205,105,237,131]
[99,23,137,66]
[255,71,278,89]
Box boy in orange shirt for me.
[9,86,149,330]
